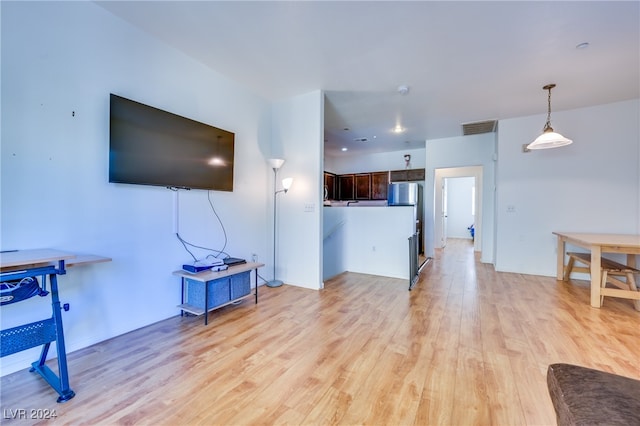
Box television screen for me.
[109,94,234,191]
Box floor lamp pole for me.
[267,166,283,288]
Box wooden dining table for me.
[553,232,640,308]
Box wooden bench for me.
[564,252,640,311]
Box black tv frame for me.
[109,94,235,191]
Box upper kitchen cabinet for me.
[324,172,336,200]
[355,174,371,200]
[371,171,389,200]
[389,168,425,182]
[338,174,355,200]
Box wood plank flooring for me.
[1,238,639,425]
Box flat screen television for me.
[109,94,234,191]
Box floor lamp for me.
[267,158,293,287]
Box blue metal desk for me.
[1,249,77,403]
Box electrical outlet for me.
[251,253,258,262]
[304,203,315,213]
[507,205,516,213]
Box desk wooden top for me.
[0,250,112,272]
[553,232,640,249]
[0,249,76,269]
[173,262,264,282]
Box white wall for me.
[323,207,348,280]
[495,99,640,276]
[323,206,415,280]
[271,91,324,289]
[1,2,272,375]
[446,177,475,239]
[425,133,496,262]
[325,147,426,175]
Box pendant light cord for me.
[543,83,556,132]
[546,86,552,128]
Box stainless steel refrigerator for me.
[388,182,423,254]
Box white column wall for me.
[271,91,324,289]
[425,133,497,263]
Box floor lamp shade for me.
[282,177,293,192]
[267,158,288,287]
[267,158,285,170]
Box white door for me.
[441,179,448,248]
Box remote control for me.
[210,265,229,272]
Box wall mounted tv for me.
[109,94,234,191]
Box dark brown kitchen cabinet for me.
[407,168,426,181]
[355,174,371,199]
[324,172,336,200]
[389,168,426,182]
[338,174,354,200]
[389,169,407,182]
[371,171,389,200]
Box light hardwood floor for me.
[1,238,639,425]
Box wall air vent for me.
[462,119,497,135]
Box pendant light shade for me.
[527,84,572,150]
[529,129,573,149]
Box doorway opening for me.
[434,166,483,253]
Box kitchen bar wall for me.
[323,205,415,281]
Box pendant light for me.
[527,84,572,150]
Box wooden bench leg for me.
[626,273,640,311]
[600,269,607,306]
[601,271,640,311]
[563,256,575,281]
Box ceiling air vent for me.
[354,137,368,142]
[462,119,497,135]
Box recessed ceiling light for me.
[341,147,348,152]
[392,125,405,134]
[397,85,410,95]
[576,42,590,49]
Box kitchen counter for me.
[323,204,415,280]
[324,200,388,207]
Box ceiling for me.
[96,1,640,157]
